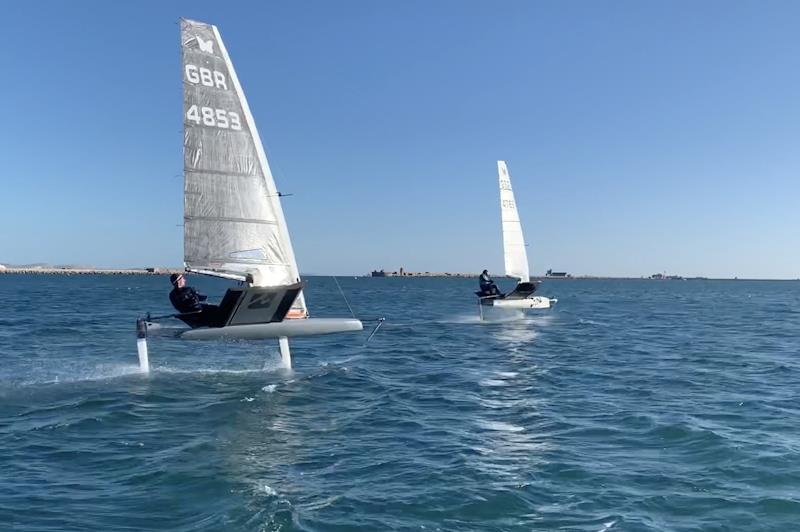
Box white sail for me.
[181,19,307,316]
[497,161,530,282]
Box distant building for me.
[546,269,569,278]
[650,273,684,280]
[399,267,405,276]
[371,270,386,277]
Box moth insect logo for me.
[197,36,214,54]
[247,293,276,310]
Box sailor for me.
[168,273,221,327]
[479,269,501,296]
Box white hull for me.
[179,318,363,340]
[491,296,555,310]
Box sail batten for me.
[185,257,292,265]
[184,216,280,225]
[497,161,530,283]
[181,18,307,316]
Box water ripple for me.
[1,276,799,530]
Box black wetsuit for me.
[479,273,500,296]
[169,286,220,328]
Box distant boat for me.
[137,19,362,372]
[476,161,556,313]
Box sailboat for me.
[136,19,363,372]
[477,161,557,312]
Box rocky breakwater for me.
[0,267,182,276]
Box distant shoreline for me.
[0,268,182,276]
[0,267,795,281]
[366,275,798,281]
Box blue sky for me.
[1,1,798,278]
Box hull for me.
[487,296,555,309]
[179,318,363,340]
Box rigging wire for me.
[332,277,385,344]
[332,276,356,319]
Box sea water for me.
[0,275,799,531]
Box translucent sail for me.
[497,161,530,282]
[181,19,306,316]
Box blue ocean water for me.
[1,275,799,531]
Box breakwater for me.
[0,268,182,276]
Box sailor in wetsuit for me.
[168,273,221,328]
[479,269,502,296]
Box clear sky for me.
[1,1,798,278]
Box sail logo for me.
[197,36,214,54]
[247,293,277,310]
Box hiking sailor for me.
[479,269,501,296]
[168,273,221,327]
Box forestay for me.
[181,18,307,316]
[497,161,530,282]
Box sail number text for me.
[185,64,228,89]
[186,105,242,130]
[499,179,512,191]
[502,199,516,209]
[184,63,241,130]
